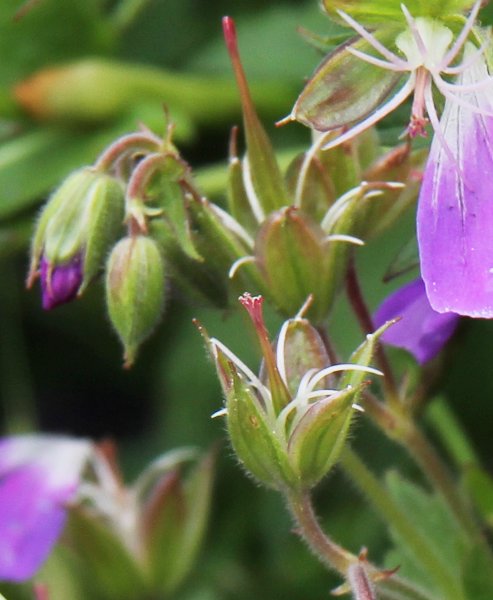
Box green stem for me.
[286,489,355,574]
[339,447,464,600]
[286,488,438,600]
[425,396,480,470]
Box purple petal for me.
[374,279,460,364]
[0,436,91,581]
[40,255,83,310]
[417,59,493,317]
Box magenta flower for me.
[40,255,83,310]
[374,278,460,364]
[0,435,92,582]
[417,48,493,317]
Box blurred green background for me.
[2,1,493,599]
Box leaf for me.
[384,472,469,594]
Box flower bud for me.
[28,167,125,309]
[205,294,384,491]
[255,207,335,323]
[106,235,166,367]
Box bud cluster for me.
[27,16,421,366]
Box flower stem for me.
[345,256,399,406]
[94,132,162,173]
[286,489,355,574]
[339,447,464,600]
[286,486,441,600]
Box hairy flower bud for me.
[204,294,384,490]
[106,235,166,367]
[28,167,125,309]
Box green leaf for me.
[385,472,469,595]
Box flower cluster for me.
[290,0,493,323]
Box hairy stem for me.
[286,489,355,574]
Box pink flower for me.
[0,435,92,581]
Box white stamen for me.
[346,47,407,72]
[337,9,409,67]
[229,256,255,279]
[211,408,228,419]
[210,338,271,406]
[439,0,483,69]
[443,34,491,75]
[400,4,428,59]
[242,156,265,223]
[210,203,254,248]
[305,364,383,394]
[326,234,365,246]
[275,320,290,386]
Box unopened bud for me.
[28,167,125,309]
[106,235,166,367]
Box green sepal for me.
[285,152,336,223]
[80,172,125,292]
[185,194,263,296]
[341,322,391,389]
[277,318,332,396]
[288,385,362,489]
[226,135,259,236]
[322,0,475,25]
[143,450,215,595]
[105,235,166,367]
[225,19,289,215]
[254,207,335,323]
[219,352,297,490]
[152,219,230,308]
[66,506,148,600]
[292,32,403,132]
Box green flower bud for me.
[106,235,165,367]
[254,207,337,323]
[204,294,385,491]
[27,167,125,308]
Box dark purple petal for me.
[417,59,493,317]
[0,436,91,581]
[40,255,83,310]
[374,279,460,364]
